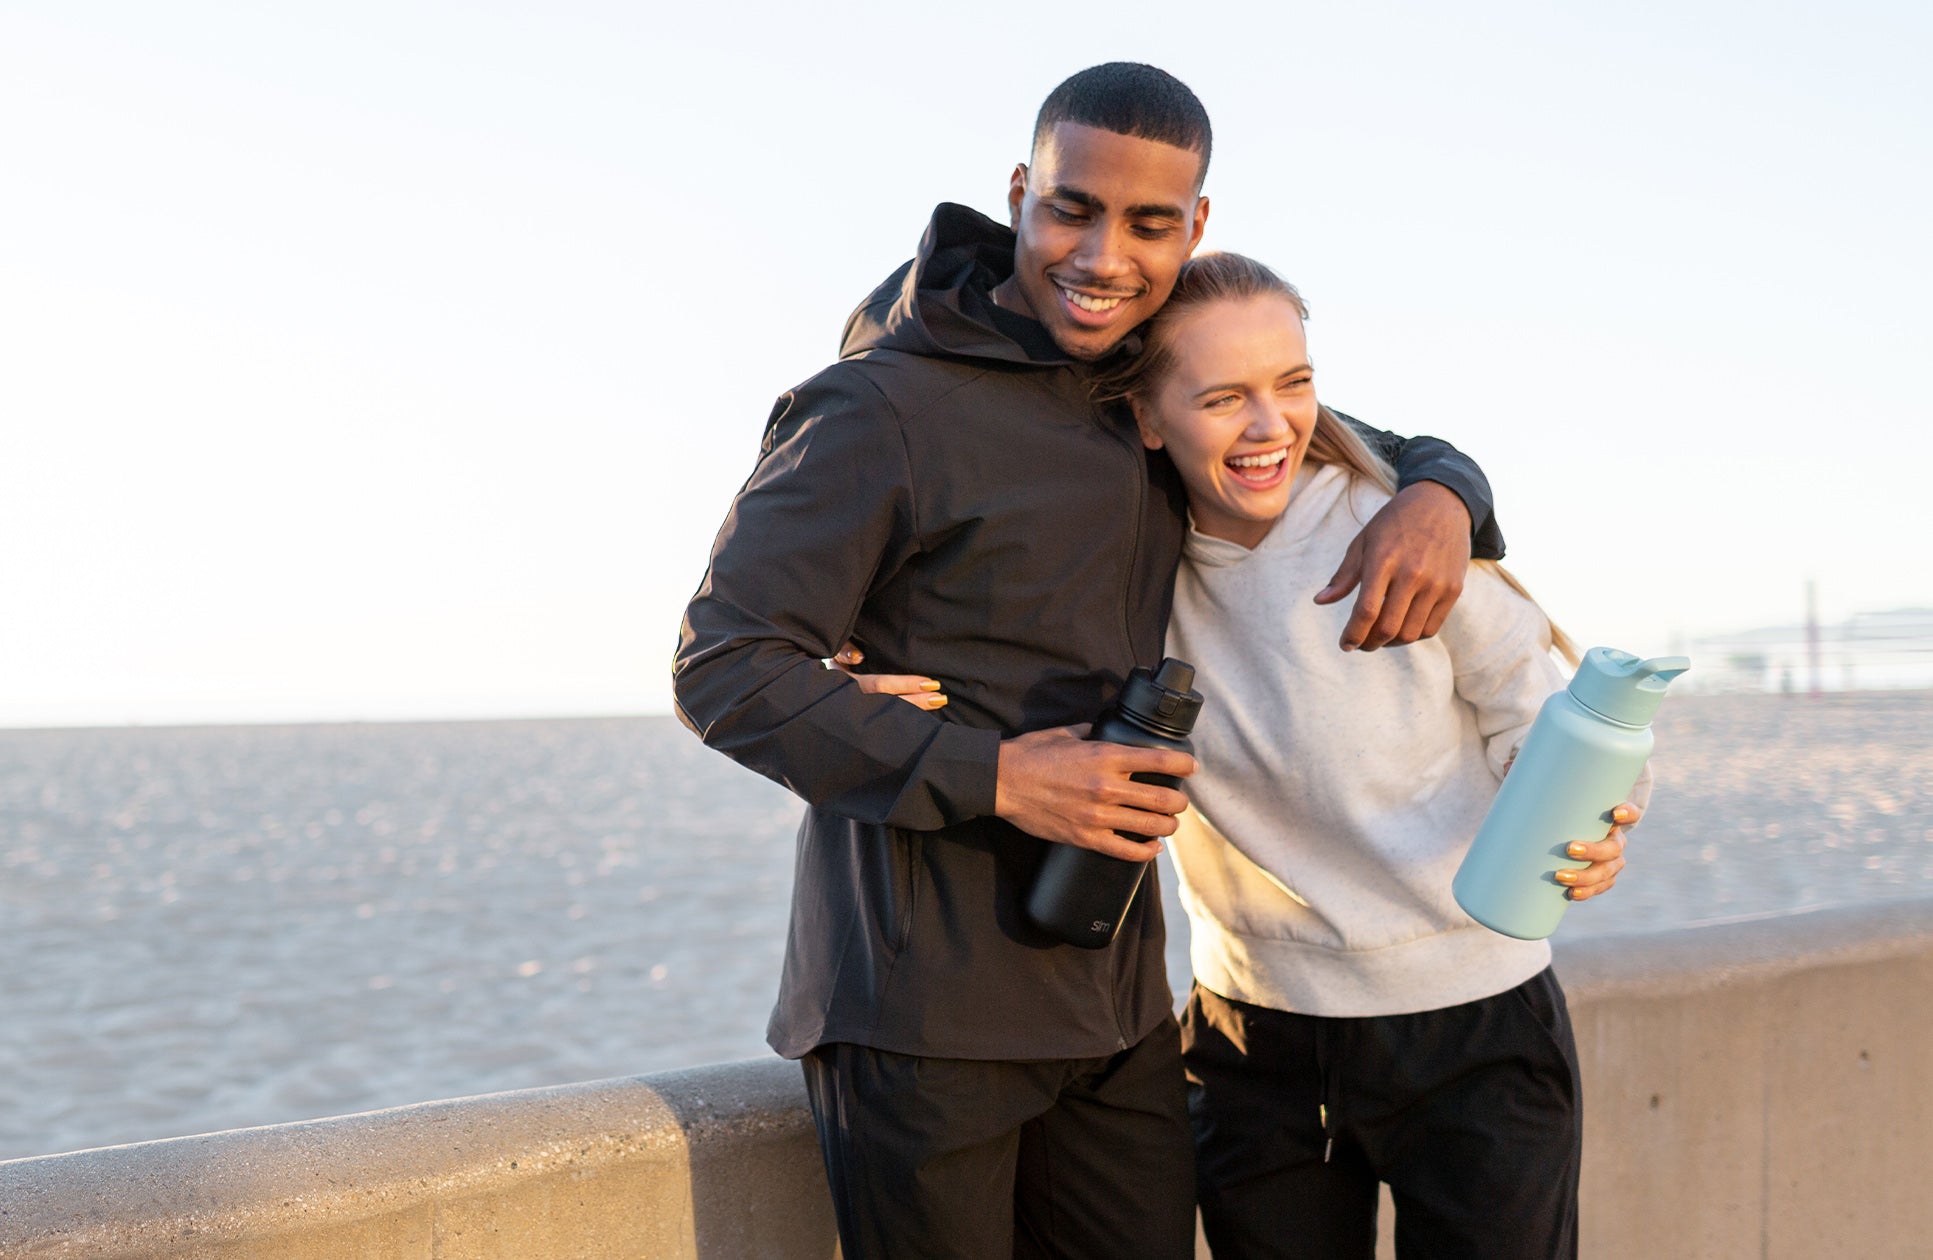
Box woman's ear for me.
[1130,396,1164,451]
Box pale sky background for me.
[4,1,1928,728]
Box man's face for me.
[1004,122,1209,362]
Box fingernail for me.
[1612,806,1633,823]
[927,695,948,708]
[1567,842,1587,857]
[1554,870,1577,884]
[919,681,942,692]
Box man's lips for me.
[1051,281,1141,327]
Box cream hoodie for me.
[1166,462,1632,1018]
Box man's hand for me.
[1555,802,1640,901]
[1314,480,1472,652]
[995,726,1195,862]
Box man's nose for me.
[1073,221,1135,281]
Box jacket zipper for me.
[1100,398,1147,1051]
[1111,411,1148,668]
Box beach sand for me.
[3,692,1929,1161]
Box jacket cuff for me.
[923,721,1004,825]
[1409,467,1506,562]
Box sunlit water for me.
[3,692,1929,1160]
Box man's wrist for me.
[1399,478,1475,537]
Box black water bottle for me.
[1025,657,1204,949]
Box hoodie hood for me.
[839,203,1073,366]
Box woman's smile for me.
[1225,445,1291,485]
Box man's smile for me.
[1055,284,1135,313]
[1049,279,1146,328]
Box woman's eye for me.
[1205,394,1240,409]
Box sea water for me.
[3,692,1930,1160]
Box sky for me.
[4,1,1929,727]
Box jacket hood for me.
[839,203,1072,366]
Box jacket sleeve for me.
[672,366,1001,830]
[1329,408,1506,561]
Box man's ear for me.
[1187,195,1210,256]
[1007,164,1028,230]
[1130,397,1164,451]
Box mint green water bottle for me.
[1453,648,1690,940]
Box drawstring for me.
[1314,1022,1337,1163]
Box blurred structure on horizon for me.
[1683,607,1933,693]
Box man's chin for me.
[1049,325,1130,363]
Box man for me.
[674,63,1500,1260]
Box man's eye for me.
[1048,205,1088,224]
[1132,224,1175,240]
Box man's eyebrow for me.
[1041,185,1102,210]
[1040,185,1188,222]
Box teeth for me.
[1059,286,1126,313]
[1227,450,1288,469]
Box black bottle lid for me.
[1115,657,1204,739]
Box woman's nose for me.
[1246,405,1292,441]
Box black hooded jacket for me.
[674,204,1502,1060]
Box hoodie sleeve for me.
[1330,409,1506,561]
[672,365,1002,830]
[1436,564,1569,779]
[1440,567,1654,819]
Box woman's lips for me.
[1225,447,1290,487]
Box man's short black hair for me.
[1032,63,1213,186]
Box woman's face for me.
[1133,293,1319,548]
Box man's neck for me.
[987,276,1029,318]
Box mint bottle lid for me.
[1567,648,1691,727]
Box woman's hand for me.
[828,644,948,711]
[1554,802,1640,902]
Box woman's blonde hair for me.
[1105,250,1580,665]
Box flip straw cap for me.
[1567,648,1691,726]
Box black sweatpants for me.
[799,1015,1198,1260]
[1182,970,1581,1260]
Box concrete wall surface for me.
[1556,896,1933,1260]
[0,1064,837,1260]
[2,896,1928,1260]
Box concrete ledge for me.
[3,897,1929,1259]
[1553,895,1933,1003]
[0,1064,836,1259]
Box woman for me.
[847,252,1642,1259]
